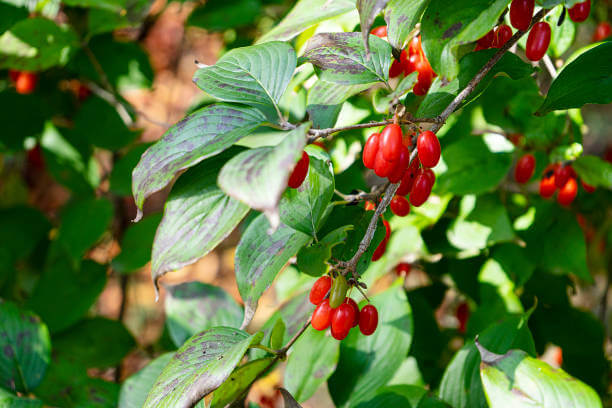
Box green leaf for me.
[0,206,50,261]
[572,155,612,189]
[269,319,285,350]
[437,134,513,195]
[447,194,515,251]
[218,124,309,227]
[537,42,612,114]
[112,213,162,274]
[306,80,372,129]
[0,18,78,70]
[417,49,535,117]
[302,32,392,85]
[478,344,602,407]
[420,0,511,80]
[0,302,50,393]
[193,42,296,121]
[86,1,152,36]
[256,0,355,43]
[210,358,274,408]
[132,104,266,218]
[384,0,429,50]
[187,0,261,31]
[0,4,28,35]
[0,387,42,407]
[235,214,311,328]
[296,225,352,276]
[27,257,107,333]
[357,0,390,56]
[536,0,585,9]
[56,197,114,261]
[328,283,413,407]
[109,143,151,196]
[119,353,174,408]
[545,5,576,58]
[439,314,535,408]
[143,328,262,408]
[52,318,135,368]
[353,384,447,407]
[151,150,250,288]
[0,91,48,150]
[61,0,125,12]
[279,148,334,237]
[285,327,340,402]
[165,282,243,348]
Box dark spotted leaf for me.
[302,32,392,85]
[143,328,263,408]
[0,387,42,407]
[384,0,430,50]
[0,301,50,393]
[235,214,312,328]
[165,282,243,347]
[306,80,373,128]
[132,104,266,219]
[118,353,173,408]
[210,358,274,408]
[357,0,390,56]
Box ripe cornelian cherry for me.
[383,218,391,240]
[331,303,356,340]
[408,35,422,56]
[363,133,380,169]
[381,124,403,162]
[581,180,596,193]
[15,72,37,94]
[371,238,387,261]
[389,59,404,78]
[344,298,360,327]
[514,154,535,183]
[492,24,513,48]
[410,168,434,207]
[387,146,410,183]
[593,22,611,42]
[390,195,410,216]
[397,159,420,195]
[309,276,332,305]
[359,304,378,335]
[396,262,411,276]
[370,26,387,38]
[456,302,469,334]
[374,150,395,177]
[557,178,577,206]
[311,299,333,330]
[288,151,309,188]
[417,131,441,168]
[8,70,20,82]
[525,22,551,61]
[568,0,590,23]
[539,173,557,198]
[476,29,495,49]
[510,0,534,31]
[365,201,376,211]
[554,164,575,188]
[403,52,419,76]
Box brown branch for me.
[334,182,389,204]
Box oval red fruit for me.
[456,302,470,334]
[593,22,611,42]
[492,24,513,48]
[525,21,551,61]
[568,0,590,23]
[311,299,333,330]
[309,276,332,305]
[417,131,441,168]
[510,0,534,31]
[581,180,596,193]
[557,178,577,206]
[539,174,557,198]
[381,124,403,162]
[477,29,495,48]
[387,146,410,183]
[397,159,420,195]
[370,26,387,38]
[390,195,410,216]
[344,298,360,327]
[403,53,419,76]
[389,59,403,78]
[374,150,396,177]
[554,164,574,188]
[408,35,422,56]
[514,154,535,183]
[359,304,379,335]
[383,219,391,239]
[15,72,37,95]
[371,238,387,261]
[409,168,434,207]
[331,303,356,340]
[363,133,380,169]
[288,151,309,188]
[8,70,20,82]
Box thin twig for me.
[279,318,312,355]
[333,183,388,203]
[542,54,558,79]
[307,118,440,143]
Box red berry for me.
[363,133,380,169]
[422,167,436,185]
[331,303,355,340]
[593,22,611,42]
[581,180,596,193]
[397,159,420,195]
[390,195,410,216]
[456,302,470,334]
[492,24,513,48]
[514,154,535,183]
[288,151,309,188]
[477,29,495,48]
[359,304,378,335]
[568,0,590,23]
[344,298,360,327]
[380,124,403,162]
[8,70,20,82]
[372,238,387,261]
[557,178,577,206]
[311,299,333,330]
[408,35,422,57]
[403,53,419,76]
[374,150,395,177]
[396,262,411,276]
[26,145,45,170]
[387,146,410,183]
[77,84,91,101]
[383,218,391,240]
[365,201,376,211]
[15,72,37,94]
[525,22,551,61]
[370,26,387,38]
[417,131,441,168]
[389,59,403,78]
[539,175,557,198]
[409,168,434,207]
[510,0,534,31]
[554,164,574,189]
[309,276,332,305]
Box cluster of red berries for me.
[370,27,436,96]
[288,151,310,189]
[514,153,595,206]
[475,24,513,51]
[309,275,379,340]
[8,70,37,94]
